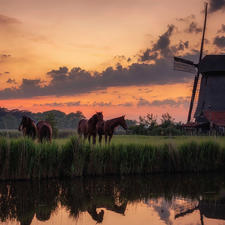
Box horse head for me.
[121,115,128,130]
[96,111,104,126]
[18,115,27,131]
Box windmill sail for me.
[187,2,208,123]
[173,2,208,123]
[173,57,197,74]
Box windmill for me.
[173,2,208,124]
[174,2,225,134]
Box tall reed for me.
[0,135,225,180]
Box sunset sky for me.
[1,0,225,123]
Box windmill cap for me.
[199,55,225,73]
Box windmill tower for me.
[174,3,225,133]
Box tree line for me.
[0,107,183,135]
[0,107,85,130]
[128,113,183,136]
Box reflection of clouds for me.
[144,196,199,224]
[144,197,173,224]
[154,205,171,224]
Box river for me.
[0,172,225,225]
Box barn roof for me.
[181,122,207,128]
[199,55,225,73]
[203,111,225,127]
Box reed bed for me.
[0,135,225,180]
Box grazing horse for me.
[36,121,53,143]
[97,115,128,145]
[77,111,104,145]
[18,115,37,140]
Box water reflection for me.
[0,172,225,225]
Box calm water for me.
[0,172,225,225]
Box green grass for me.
[54,134,225,147]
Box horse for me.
[77,111,104,145]
[97,115,128,145]
[36,120,53,143]
[18,115,37,140]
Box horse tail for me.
[37,121,52,143]
[78,119,85,134]
[77,120,81,134]
[42,124,51,141]
[43,125,49,137]
[32,123,37,140]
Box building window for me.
[202,101,205,109]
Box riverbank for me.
[0,135,225,180]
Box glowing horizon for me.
[1,0,225,123]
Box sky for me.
[1,0,225,123]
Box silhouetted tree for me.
[161,113,175,128]
[45,113,58,138]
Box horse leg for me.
[83,133,87,142]
[105,135,107,145]
[93,134,96,145]
[99,134,102,145]
[108,135,112,144]
[78,131,82,140]
[88,134,91,143]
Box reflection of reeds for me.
[0,172,224,223]
[0,136,225,180]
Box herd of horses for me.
[77,111,128,145]
[18,115,53,143]
[18,112,128,145]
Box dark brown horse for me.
[77,111,104,145]
[18,115,37,140]
[97,115,128,145]
[36,121,53,143]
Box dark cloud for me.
[152,25,175,55]
[137,88,152,93]
[185,22,202,34]
[213,35,225,48]
[96,91,108,95]
[139,24,175,61]
[0,56,196,100]
[208,0,225,13]
[184,41,189,48]
[0,14,21,24]
[33,101,134,108]
[4,71,10,74]
[176,14,195,22]
[137,97,190,108]
[47,66,68,75]
[93,101,113,107]
[0,22,201,100]
[65,101,81,106]
[33,102,64,107]
[139,49,158,62]
[32,98,189,109]
[1,54,11,58]
[171,40,189,53]
[114,55,126,62]
[6,78,17,84]
[118,102,134,107]
[217,24,225,33]
[127,57,131,62]
[204,39,210,45]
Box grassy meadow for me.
[55,134,225,147]
[1,129,225,180]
